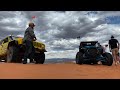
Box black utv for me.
[75,41,113,66]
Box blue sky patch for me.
[105,16,120,24]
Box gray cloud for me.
[0,11,16,19]
[52,14,106,39]
[0,11,120,59]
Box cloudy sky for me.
[0,11,120,59]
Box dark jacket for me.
[23,27,36,42]
[109,38,119,49]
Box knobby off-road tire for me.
[34,52,45,64]
[102,52,113,66]
[7,46,19,63]
[76,52,84,64]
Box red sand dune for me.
[0,62,120,79]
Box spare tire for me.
[87,48,98,57]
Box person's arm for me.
[28,28,37,41]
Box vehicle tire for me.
[84,60,91,64]
[75,52,84,64]
[16,55,23,63]
[34,52,45,64]
[101,61,106,65]
[102,52,113,66]
[92,59,98,64]
[7,46,19,63]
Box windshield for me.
[81,42,97,47]
[9,36,21,40]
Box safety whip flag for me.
[32,16,36,19]
[31,16,36,22]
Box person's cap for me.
[111,35,114,38]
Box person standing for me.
[23,22,37,64]
[109,35,119,65]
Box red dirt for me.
[0,62,120,79]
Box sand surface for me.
[0,62,120,79]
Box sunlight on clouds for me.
[45,49,78,59]
[84,37,94,41]
[89,17,98,22]
[94,24,107,30]
[0,11,29,29]
[53,39,79,46]
[45,11,81,27]
[0,18,12,23]
[2,26,21,31]
[1,18,22,25]
[40,29,61,40]
[17,34,24,37]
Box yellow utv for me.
[0,35,47,64]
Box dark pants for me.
[23,40,35,63]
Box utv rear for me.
[75,41,113,66]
